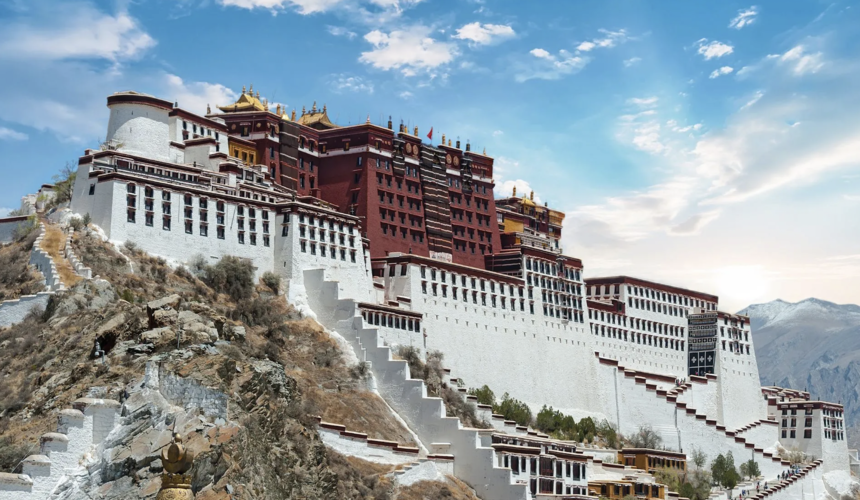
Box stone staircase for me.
[0,398,121,499]
[304,269,528,500]
[598,356,789,479]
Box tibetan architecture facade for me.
[65,90,851,498]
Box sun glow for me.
[714,265,769,307]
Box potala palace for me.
[0,89,852,500]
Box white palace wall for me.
[717,347,769,431]
[106,103,171,161]
[381,262,609,421]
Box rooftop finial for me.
[291,109,296,121]
[448,139,452,147]
[387,115,392,129]
[441,133,446,145]
[483,147,486,155]
[256,91,260,99]
[466,140,471,152]
[414,126,418,136]
[249,83,253,94]
[366,114,371,124]
[206,103,211,114]
[323,104,327,113]
[302,105,306,115]
[512,186,517,197]
[530,190,534,201]
[242,85,246,94]
[312,101,317,112]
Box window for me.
[185,220,193,234]
[804,429,812,439]
[127,209,136,223]
[163,216,171,231]
[89,184,95,195]
[238,232,245,244]
[145,213,153,226]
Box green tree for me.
[202,255,255,301]
[52,162,77,205]
[718,452,740,496]
[740,459,760,480]
[711,454,727,486]
[629,425,662,449]
[468,385,496,406]
[691,448,707,470]
[493,393,532,427]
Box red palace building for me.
[213,89,505,270]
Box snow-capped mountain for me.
[742,298,860,447]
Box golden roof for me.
[218,85,267,113]
[298,102,338,130]
[521,195,535,207]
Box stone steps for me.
[0,398,121,500]
[304,269,528,500]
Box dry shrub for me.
[0,229,43,300]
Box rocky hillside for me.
[742,298,860,448]
[0,225,479,499]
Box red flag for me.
[427,127,433,140]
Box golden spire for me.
[448,139,452,147]
[206,104,211,115]
[530,190,534,201]
[156,433,195,500]
[441,133,446,145]
[291,109,296,121]
[312,101,317,113]
[242,85,246,94]
[249,83,253,94]
[513,186,517,197]
[323,104,327,113]
[483,147,487,155]
[276,104,281,115]
[414,126,418,136]
[366,114,371,124]
[256,91,260,99]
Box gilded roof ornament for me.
[156,433,195,500]
[291,109,296,121]
[217,86,267,113]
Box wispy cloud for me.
[329,74,374,94]
[739,90,764,110]
[453,22,515,46]
[0,126,28,141]
[623,57,641,67]
[0,2,155,62]
[729,6,759,29]
[576,29,629,52]
[779,45,824,75]
[709,66,734,79]
[327,25,357,39]
[627,96,658,107]
[517,48,588,82]
[696,39,734,60]
[360,26,457,76]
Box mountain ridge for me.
[744,296,860,447]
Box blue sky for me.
[0,0,858,310]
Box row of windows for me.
[422,281,532,312]
[361,310,421,332]
[627,285,715,310]
[589,308,685,337]
[380,208,423,228]
[590,325,687,351]
[526,273,582,296]
[299,241,357,262]
[448,191,491,211]
[452,241,492,254]
[181,120,220,141]
[377,173,421,194]
[781,417,813,428]
[377,188,423,211]
[381,224,424,242]
[500,454,585,480]
[299,225,356,247]
[421,266,523,297]
[628,298,689,318]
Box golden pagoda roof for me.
[298,102,338,130]
[218,85,267,113]
[521,196,536,207]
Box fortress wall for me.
[718,348,769,430]
[0,293,53,328]
[592,338,687,380]
[275,212,373,305]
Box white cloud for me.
[696,39,734,60]
[516,48,588,82]
[0,2,155,62]
[739,90,764,110]
[668,121,703,133]
[631,121,666,154]
[623,57,641,67]
[709,66,734,79]
[780,45,824,75]
[627,96,658,107]
[327,25,357,39]
[220,0,346,14]
[164,74,238,116]
[360,26,457,76]
[576,29,629,52]
[844,194,860,202]
[398,91,413,99]
[453,22,515,45]
[729,6,759,29]
[492,130,503,137]
[496,179,541,203]
[330,74,374,93]
[0,126,28,141]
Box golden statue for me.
[156,433,195,500]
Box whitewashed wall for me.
[0,293,52,328]
[106,103,170,161]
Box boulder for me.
[227,326,246,342]
[177,310,203,325]
[146,294,181,312]
[140,327,174,345]
[151,308,178,328]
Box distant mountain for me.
[741,298,860,447]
